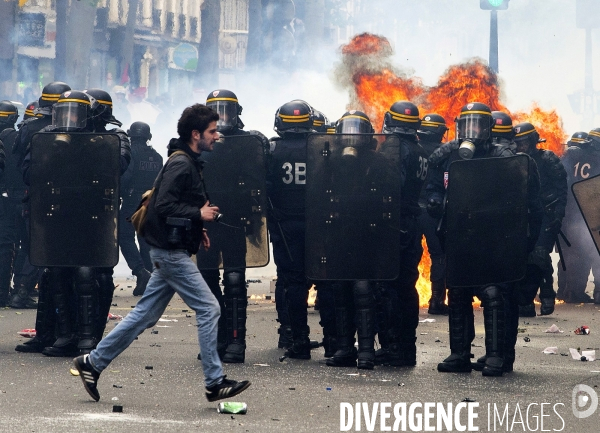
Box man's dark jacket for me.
[143,138,209,254]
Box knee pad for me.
[223,271,245,291]
[354,280,374,310]
[479,285,503,309]
[74,267,97,295]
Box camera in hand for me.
[209,204,223,222]
[166,217,192,246]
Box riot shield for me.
[29,132,121,267]
[445,155,529,287]
[305,133,402,280]
[196,134,269,269]
[572,174,600,255]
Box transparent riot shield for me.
[445,154,529,287]
[196,134,269,269]
[572,174,600,255]
[305,133,402,280]
[29,132,121,267]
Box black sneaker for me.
[205,376,251,402]
[73,354,101,402]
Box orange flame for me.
[513,105,568,157]
[424,61,509,141]
[417,237,432,308]
[338,33,568,307]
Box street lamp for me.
[480,0,510,73]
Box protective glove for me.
[426,198,444,220]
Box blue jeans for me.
[89,248,224,387]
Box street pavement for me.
[1,278,600,432]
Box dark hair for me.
[177,104,220,143]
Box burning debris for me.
[336,33,568,307]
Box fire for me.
[417,237,432,308]
[338,33,568,307]
[513,105,567,157]
[354,70,425,132]
[424,60,509,141]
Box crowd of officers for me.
[1,82,600,378]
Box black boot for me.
[94,270,115,342]
[518,302,536,317]
[132,268,151,296]
[284,325,311,359]
[15,270,55,353]
[277,325,293,349]
[354,281,375,370]
[222,272,247,363]
[322,334,337,358]
[438,288,474,373]
[388,284,419,367]
[0,248,15,307]
[42,269,78,357]
[9,283,38,309]
[428,280,448,315]
[275,278,292,349]
[480,286,506,377]
[539,297,555,316]
[75,267,98,354]
[327,283,357,367]
[374,282,393,366]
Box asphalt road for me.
[1,279,600,432]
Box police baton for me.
[268,197,294,262]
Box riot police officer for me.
[558,130,600,303]
[84,88,132,345]
[0,100,17,307]
[312,110,329,133]
[426,102,542,377]
[198,89,269,363]
[14,82,71,169]
[0,100,39,310]
[23,91,100,356]
[323,111,388,370]
[417,113,449,316]
[267,100,313,360]
[14,82,71,354]
[512,122,567,316]
[16,100,43,129]
[374,101,427,367]
[119,121,162,296]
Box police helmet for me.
[417,113,447,143]
[24,100,42,120]
[588,128,600,150]
[52,90,94,132]
[383,101,420,135]
[38,82,71,115]
[0,100,19,126]
[274,100,314,136]
[128,121,152,141]
[491,111,514,140]
[84,88,122,127]
[513,122,545,154]
[206,89,243,132]
[568,131,592,147]
[312,110,329,133]
[336,110,375,155]
[455,102,493,159]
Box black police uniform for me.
[197,126,269,363]
[427,140,542,375]
[417,136,447,315]
[119,138,163,282]
[376,134,427,367]
[558,141,600,303]
[19,116,130,356]
[0,125,39,309]
[267,135,311,357]
[518,148,566,314]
